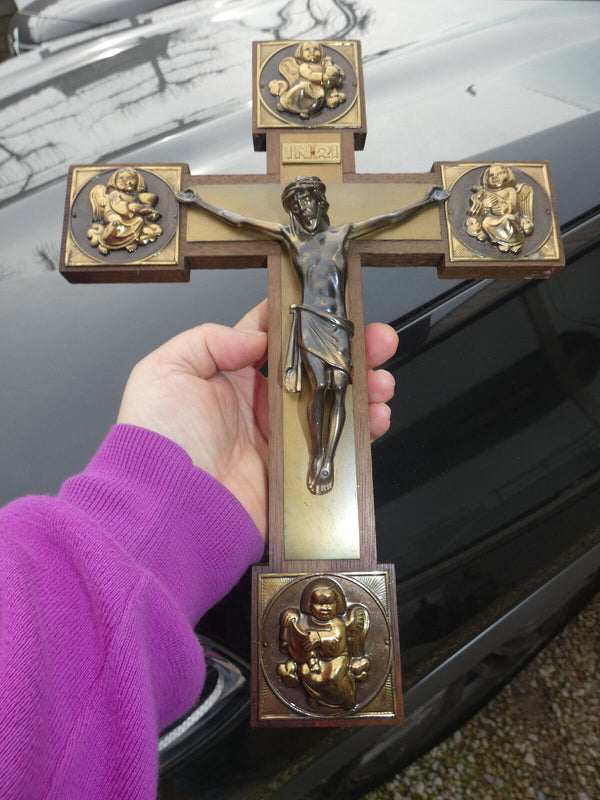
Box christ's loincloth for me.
[284,304,354,393]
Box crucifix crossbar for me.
[60,39,564,727]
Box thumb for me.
[159,323,267,380]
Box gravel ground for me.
[362,591,600,800]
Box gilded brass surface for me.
[65,166,181,267]
[87,168,162,255]
[465,164,533,255]
[281,140,342,165]
[277,577,370,710]
[257,572,398,720]
[185,183,443,243]
[256,41,361,130]
[268,41,347,120]
[178,179,448,496]
[442,163,561,263]
[279,132,345,184]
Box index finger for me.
[234,298,268,334]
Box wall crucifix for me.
[60,39,564,727]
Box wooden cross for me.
[60,39,564,728]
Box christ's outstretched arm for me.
[349,186,450,240]
[176,189,285,240]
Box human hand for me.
[117,300,398,540]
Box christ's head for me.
[282,176,330,232]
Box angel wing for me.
[516,183,534,221]
[346,605,370,657]
[89,184,109,221]
[278,56,300,87]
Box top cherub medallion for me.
[254,40,364,145]
[268,41,347,120]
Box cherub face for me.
[486,165,509,189]
[115,169,138,192]
[310,587,337,621]
[289,189,322,232]
[301,42,322,63]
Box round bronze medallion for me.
[260,573,393,718]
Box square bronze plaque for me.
[254,40,364,133]
[61,164,183,281]
[441,161,562,265]
[253,569,402,726]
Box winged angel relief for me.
[269,41,346,119]
[466,163,534,254]
[87,168,162,255]
[276,578,370,710]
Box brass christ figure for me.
[177,178,449,495]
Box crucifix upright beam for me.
[60,39,564,728]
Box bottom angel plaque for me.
[253,569,403,726]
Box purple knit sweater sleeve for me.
[0,425,264,800]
